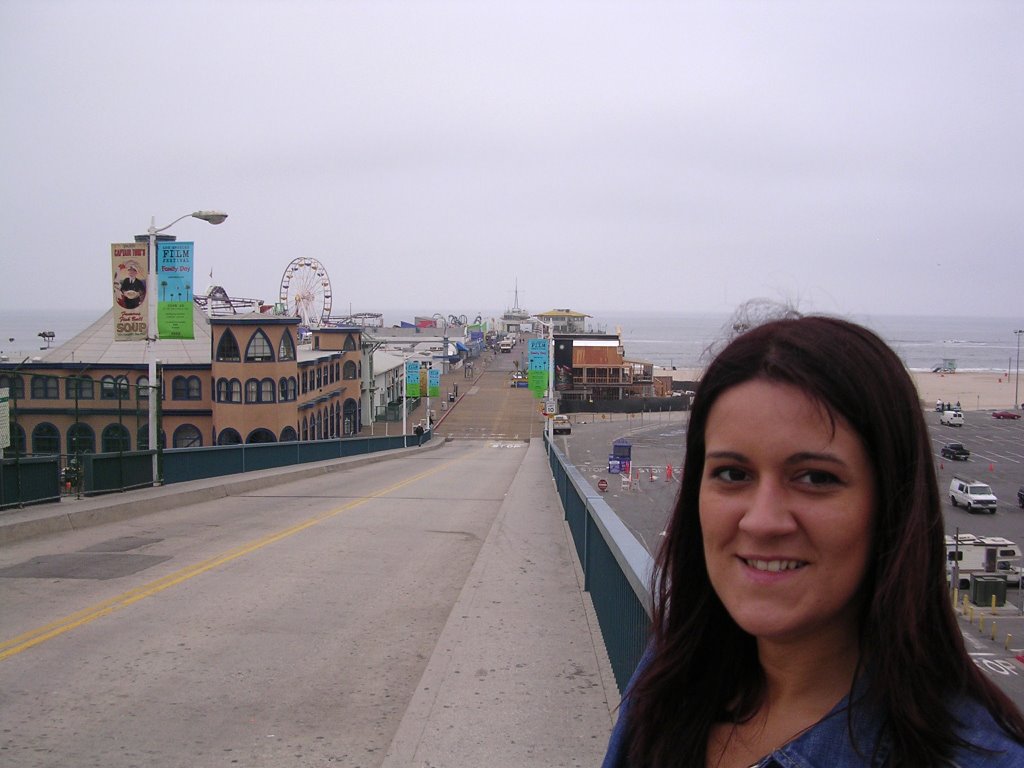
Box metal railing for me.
[545,437,654,693]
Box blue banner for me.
[405,361,420,398]
[528,338,547,357]
[156,241,195,340]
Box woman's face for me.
[699,379,876,648]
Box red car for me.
[992,410,1022,420]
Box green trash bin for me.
[969,574,1007,607]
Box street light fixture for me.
[530,317,556,448]
[146,211,228,483]
[1015,329,1023,411]
[432,313,449,374]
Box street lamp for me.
[1015,329,1023,411]
[432,313,449,374]
[530,317,556,448]
[146,210,228,482]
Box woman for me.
[602,315,1024,767]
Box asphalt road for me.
[0,442,527,767]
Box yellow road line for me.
[0,456,459,662]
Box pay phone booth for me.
[608,438,632,475]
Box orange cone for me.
[666,464,673,481]
[989,463,995,472]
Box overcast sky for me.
[1,1,1021,321]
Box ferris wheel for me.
[279,257,332,326]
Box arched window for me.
[245,330,274,362]
[260,378,275,402]
[173,424,203,448]
[315,411,323,439]
[136,375,150,400]
[329,405,336,437]
[246,428,276,443]
[4,423,26,457]
[101,423,131,453]
[66,375,95,400]
[217,428,242,445]
[334,362,341,381]
[278,377,297,402]
[343,360,358,380]
[278,331,296,361]
[101,375,130,400]
[216,378,241,403]
[0,374,25,399]
[343,334,357,351]
[31,423,60,454]
[245,378,260,403]
[343,398,358,435]
[316,368,322,389]
[301,416,309,441]
[172,376,202,400]
[280,426,297,442]
[172,376,188,400]
[67,423,96,454]
[31,375,59,399]
[216,330,241,362]
[301,370,308,394]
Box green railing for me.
[1,431,433,510]
[545,438,653,693]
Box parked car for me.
[552,414,571,435]
[1017,485,1024,509]
[992,410,1021,420]
[940,410,964,427]
[949,477,998,514]
[940,442,970,461]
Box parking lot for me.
[556,406,1024,704]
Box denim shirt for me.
[602,656,1024,767]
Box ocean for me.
[1,307,1021,374]
[584,311,1022,374]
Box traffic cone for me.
[666,464,673,481]
[989,463,995,472]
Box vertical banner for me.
[0,387,9,450]
[112,243,150,341]
[527,338,549,397]
[156,241,195,339]
[405,361,420,398]
[428,368,440,398]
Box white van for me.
[940,410,964,427]
[949,477,998,513]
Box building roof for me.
[537,309,591,319]
[38,308,213,366]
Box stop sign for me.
[597,479,608,492]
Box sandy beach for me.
[659,367,1023,413]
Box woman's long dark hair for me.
[626,315,1024,766]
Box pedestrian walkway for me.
[381,439,617,767]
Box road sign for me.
[597,479,608,492]
[544,400,556,415]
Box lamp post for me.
[145,211,227,483]
[432,313,449,374]
[1015,329,1023,411]
[530,317,556,448]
